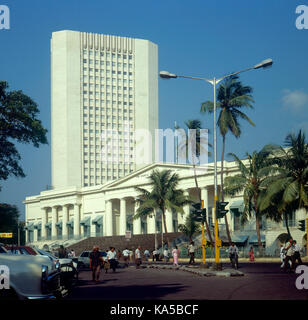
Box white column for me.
[62,205,69,239]
[34,228,38,242]
[147,213,156,234]
[41,208,47,239]
[106,200,113,236]
[201,187,209,224]
[51,206,57,240]
[120,198,127,235]
[166,210,174,233]
[73,204,80,239]
[183,190,190,224]
[133,201,141,235]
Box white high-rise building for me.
[51,30,158,189]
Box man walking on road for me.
[123,248,130,267]
[89,245,103,282]
[292,240,303,267]
[107,247,117,273]
[135,245,142,269]
[283,238,295,273]
[188,241,195,265]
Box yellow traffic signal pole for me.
[214,195,219,263]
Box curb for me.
[145,264,244,277]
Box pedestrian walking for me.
[292,240,303,266]
[58,245,68,258]
[135,245,142,269]
[122,247,130,267]
[163,248,169,263]
[144,249,150,261]
[280,245,286,268]
[188,241,195,265]
[89,245,103,282]
[172,246,179,266]
[228,242,239,269]
[283,238,295,273]
[107,247,117,273]
[249,246,255,262]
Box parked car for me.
[0,243,62,300]
[5,245,78,294]
[78,251,107,268]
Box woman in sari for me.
[172,246,179,266]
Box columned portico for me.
[73,203,80,239]
[106,200,113,236]
[201,187,209,224]
[183,190,190,224]
[62,205,69,239]
[120,198,127,236]
[51,206,58,240]
[147,213,156,234]
[166,210,174,233]
[133,201,141,235]
[41,207,47,239]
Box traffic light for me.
[298,219,306,232]
[191,203,207,223]
[216,201,229,219]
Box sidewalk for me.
[178,256,308,263]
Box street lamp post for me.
[160,58,273,267]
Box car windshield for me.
[36,249,57,260]
[81,251,90,257]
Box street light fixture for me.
[160,58,274,267]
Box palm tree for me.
[177,119,213,244]
[224,146,273,252]
[134,169,192,248]
[178,212,202,242]
[200,74,255,244]
[260,130,308,236]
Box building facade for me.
[24,162,307,255]
[51,30,158,189]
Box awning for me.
[80,216,91,226]
[45,222,52,229]
[230,200,244,216]
[34,222,42,230]
[92,215,103,225]
[249,234,266,244]
[231,234,249,244]
[25,222,34,231]
[55,220,62,228]
[66,220,73,227]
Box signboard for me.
[125,231,131,241]
[0,233,13,238]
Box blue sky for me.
[0,0,307,220]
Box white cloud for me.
[282,89,308,113]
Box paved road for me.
[67,263,308,300]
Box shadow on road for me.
[67,281,188,300]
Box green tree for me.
[0,81,48,186]
[134,169,192,248]
[177,119,214,244]
[201,75,254,244]
[224,146,273,252]
[0,203,20,245]
[178,212,202,242]
[260,130,308,237]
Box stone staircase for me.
[67,232,183,256]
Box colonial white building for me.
[24,161,307,255]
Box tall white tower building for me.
[51,30,158,189]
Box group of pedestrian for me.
[280,238,303,272]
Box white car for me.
[0,244,62,300]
